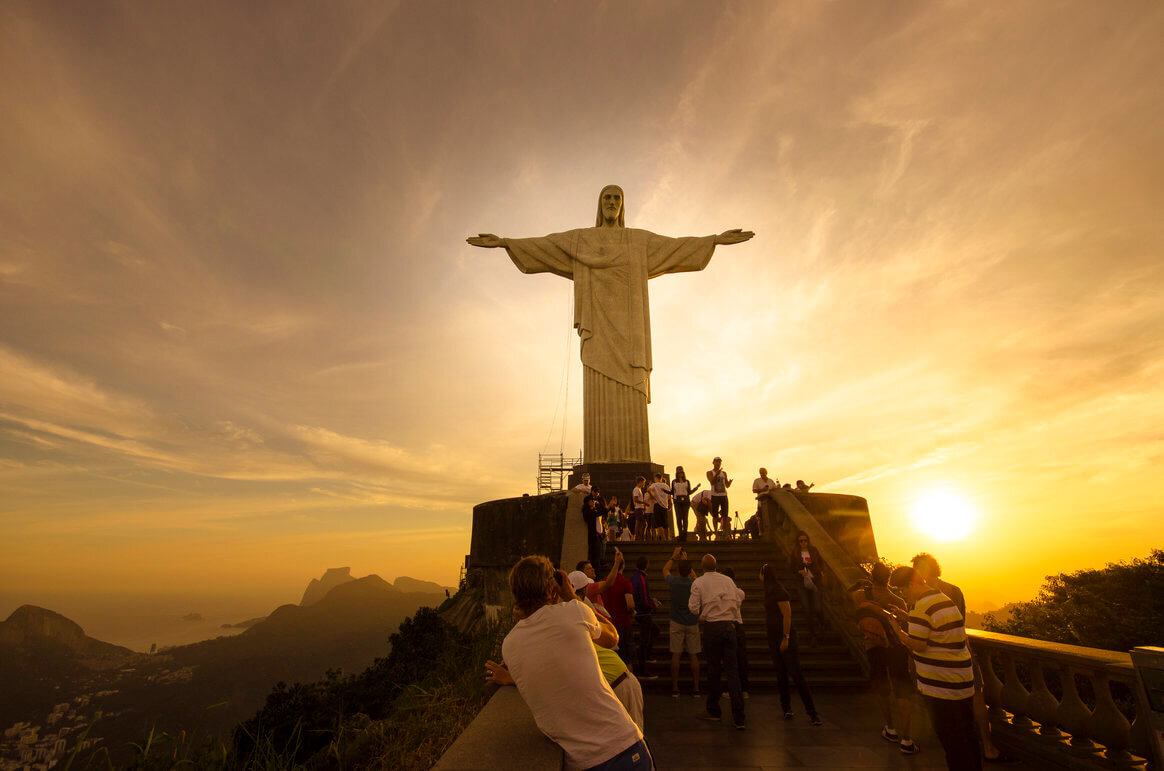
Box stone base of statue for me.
[568,462,666,507]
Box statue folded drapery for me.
[469,185,753,464]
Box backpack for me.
[628,571,656,615]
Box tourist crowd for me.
[573,458,816,553]
[482,458,996,770]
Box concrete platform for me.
[643,689,1048,769]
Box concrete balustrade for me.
[968,629,1153,769]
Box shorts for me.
[652,504,668,529]
[710,496,729,519]
[867,645,912,690]
[670,620,701,654]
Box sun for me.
[910,487,976,542]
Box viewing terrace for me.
[443,487,1160,770]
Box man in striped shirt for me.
[890,566,981,771]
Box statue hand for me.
[467,233,505,248]
[715,229,754,245]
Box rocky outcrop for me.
[0,605,136,670]
[300,566,361,606]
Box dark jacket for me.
[789,544,824,588]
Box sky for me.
[2,1,1162,615]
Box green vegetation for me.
[983,549,1164,652]
[103,593,508,770]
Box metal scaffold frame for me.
[536,452,582,494]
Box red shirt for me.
[601,574,635,627]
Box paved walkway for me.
[643,689,1046,770]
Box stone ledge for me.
[434,686,562,770]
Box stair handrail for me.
[760,491,871,677]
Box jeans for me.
[925,695,981,771]
[734,621,750,692]
[585,739,653,771]
[765,624,817,716]
[674,499,691,540]
[796,583,824,639]
[635,615,659,675]
[702,620,745,724]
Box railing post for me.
[1057,666,1103,759]
[1087,668,1134,766]
[1000,652,1033,729]
[1027,661,1066,739]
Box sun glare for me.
[911,487,976,542]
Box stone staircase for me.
[599,540,866,690]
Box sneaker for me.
[900,741,920,755]
[810,715,823,727]
[671,691,680,699]
[881,727,900,743]
[734,722,747,730]
[742,691,750,700]
[696,712,721,722]
[692,691,702,698]
[783,711,794,720]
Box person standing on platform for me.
[670,467,699,542]
[890,566,980,771]
[689,554,746,729]
[761,563,822,726]
[706,457,733,540]
[648,472,672,542]
[662,546,701,698]
[631,476,648,542]
[912,553,1006,763]
[752,468,778,514]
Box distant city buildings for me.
[0,692,117,770]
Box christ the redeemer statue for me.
[468,185,753,464]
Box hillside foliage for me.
[983,549,1164,651]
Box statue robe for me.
[504,227,718,463]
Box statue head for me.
[594,184,625,228]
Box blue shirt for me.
[666,575,698,625]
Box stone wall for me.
[788,492,878,564]
[469,492,570,570]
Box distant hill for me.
[300,566,363,606]
[2,575,447,766]
[0,606,139,728]
[393,576,452,594]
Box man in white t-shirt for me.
[486,556,652,770]
[647,473,672,542]
[752,468,778,521]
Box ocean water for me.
[0,589,289,652]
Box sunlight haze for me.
[2,1,1162,618]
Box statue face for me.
[599,186,623,222]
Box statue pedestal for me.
[568,462,666,508]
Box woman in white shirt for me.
[670,466,700,543]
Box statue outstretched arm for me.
[714,229,754,245]
[467,233,507,248]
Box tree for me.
[983,550,1164,651]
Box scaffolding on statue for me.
[537,452,583,494]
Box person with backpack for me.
[629,555,660,679]
[849,572,917,755]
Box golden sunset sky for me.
[2,1,1161,613]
